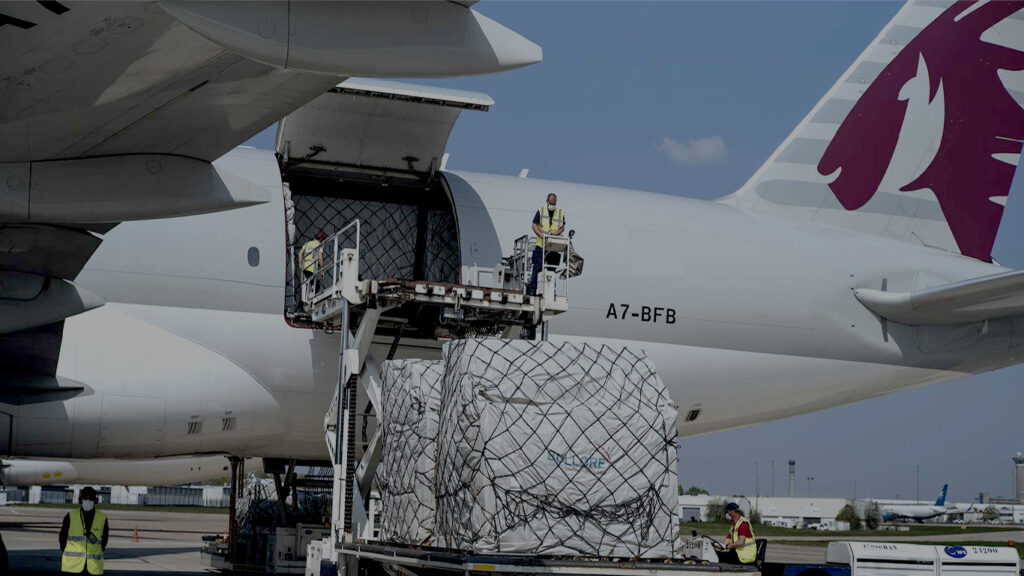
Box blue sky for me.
[246,1,1024,503]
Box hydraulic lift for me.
[301,219,577,559]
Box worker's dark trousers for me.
[715,550,744,565]
[527,246,543,293]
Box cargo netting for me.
[415,339,679,557]
[424,209,461,285]
[377,360,446,544]
[286,195,459,312]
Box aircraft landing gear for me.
[227,455,245,564]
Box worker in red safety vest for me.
[716,502,757,565]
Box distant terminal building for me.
[2,484,231,508]
[678,495,851,528]
[678,495,1024,527]
[757,498,851,528]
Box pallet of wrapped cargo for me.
[434,339,678,558]
[378,359,446,545]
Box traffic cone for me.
[132,527,139,543]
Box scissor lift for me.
[299,219,578,561]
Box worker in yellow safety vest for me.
[300,231,327,279]
[299,231,327,305]
[59,487,108,574]
[716,502,757,565]
[527,193,565,295]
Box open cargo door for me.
[276,78,493,182]
[281,79,493,322]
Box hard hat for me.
[725,502,740,512]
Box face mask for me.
[548,203,556,210]
[82,500,95,512]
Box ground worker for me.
[299,231,327,304]
[59,487,108,575]
[716,502,757,565]
[527,193,565,295]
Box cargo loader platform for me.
[301,219,573,330]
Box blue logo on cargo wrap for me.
[546,447,609,470]
[944,546,967,559]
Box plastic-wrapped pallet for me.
[378,359,445,544]
[434,339,678,557]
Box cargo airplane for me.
[2,1,1024,469]
[880,484,956,523]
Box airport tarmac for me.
[765,543,829,564]
[1,506,226,575]
[3,506,1022,573]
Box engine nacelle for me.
[0,154,272,223]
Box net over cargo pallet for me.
[380,341,679,558]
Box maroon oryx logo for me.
[817,1,1024,261]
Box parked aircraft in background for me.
[881,484,956,523]
[0,456,261,487]
[2,1,1024,466]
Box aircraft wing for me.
[0,1,341,164]
[0,1,539,338]
[0,1,536,165]
[855,269,1024,325]
[0,1,336,341]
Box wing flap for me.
[855,268,1024,324]
[0,225,102,279]
[0,321,62,375]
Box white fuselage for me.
[880,504,950,521]
[0,455,261,486]
[6,148,1018,461]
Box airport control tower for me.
[1014,452,1024,502]
[789,460,796,498]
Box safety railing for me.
[508,233,575,298]
[301,219,361,307]
[507,235,533,294]
[543,233,573,300]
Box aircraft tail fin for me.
[721,1,1024,262]
[935,483,949,506]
